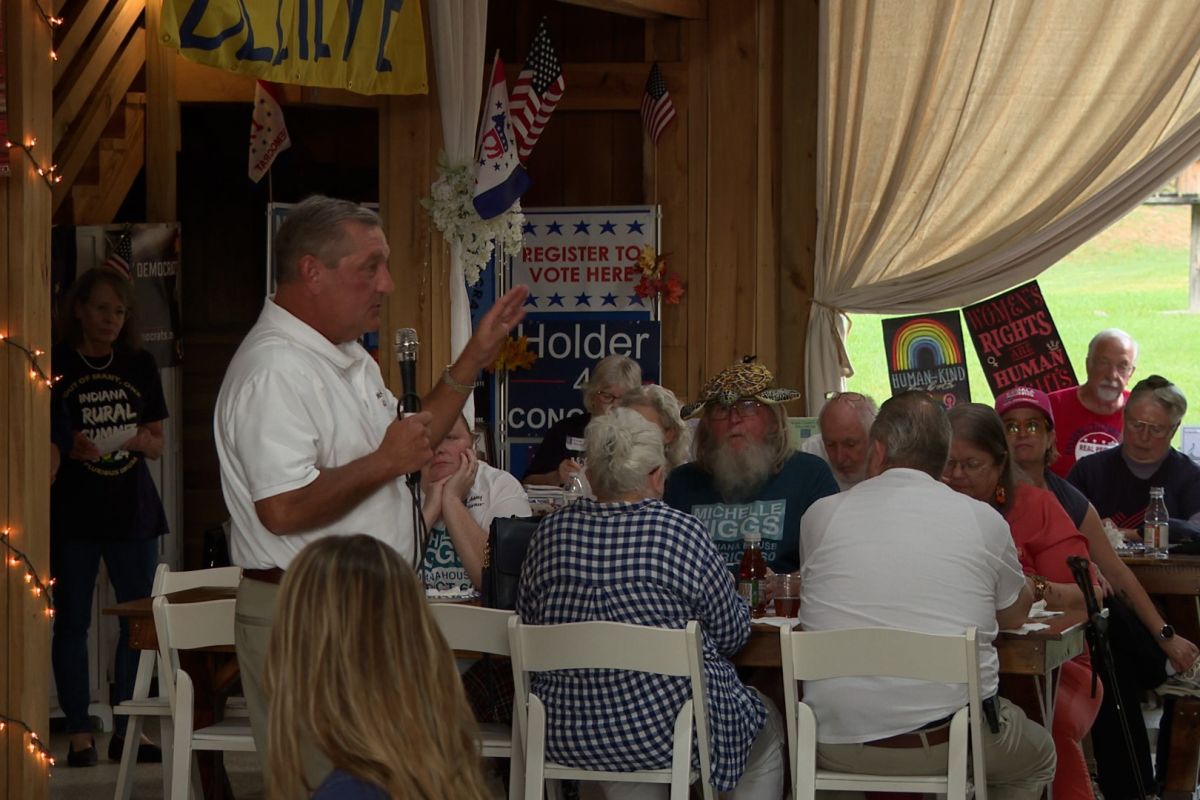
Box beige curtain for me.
[429,0,488,422]
[807,0,1200,405]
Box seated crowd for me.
[263,329,1200,799]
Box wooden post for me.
[145,0,179,222]
[1,1,53,796]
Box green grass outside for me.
[843,204,1199,448]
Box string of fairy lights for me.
[3,0,65,777]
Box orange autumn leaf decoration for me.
[633,245,685,305]
[488,335,538,374]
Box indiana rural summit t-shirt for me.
[664,452,839,573]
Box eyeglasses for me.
[1126,418,1177,439]
[708,399,765,421]
[1004,420,1046,436]
[596,391,620,404]
[943,458,993,476]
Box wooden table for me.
[1122,553,1200,800]
[104,586,241,800]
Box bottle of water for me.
[1144,486,1170,559]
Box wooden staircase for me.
[51,0,148,224]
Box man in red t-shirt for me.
[1048,328,1138,476]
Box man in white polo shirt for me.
[797,392,1056,800]
[214,195,527,779]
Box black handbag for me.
[482,516,539,610]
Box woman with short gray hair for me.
[619,384,692,469]
[523,354,643,486]
[518,407,784,797]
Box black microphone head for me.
[395,328,419,362]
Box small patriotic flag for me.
[473,53,531,220]
[510,19,566,161]
[248,80,291,183]
[641,62,677,146]
[103,230,134,279]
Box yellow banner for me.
[162,0,427,95]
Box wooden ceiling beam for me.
[555,0,706,19]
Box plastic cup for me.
[770,574,802,618]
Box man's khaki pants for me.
[235,576,332,796]
[816,697,1056,800]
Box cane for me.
[1066,555,1147,800]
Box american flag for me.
[641,62,677,146]
[510,19,565,162]
[103,231,133,279]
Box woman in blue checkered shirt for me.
[517,408,785,798]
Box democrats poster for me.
[881,311,971,408]
[962,281,1077,397]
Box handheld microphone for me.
[394,328,422,489]
[394,328,421,416]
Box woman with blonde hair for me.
[619,383,692,469]
[266,534,488,799]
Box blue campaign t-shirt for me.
[664,451,839,573]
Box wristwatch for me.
[1160,624,1176,641]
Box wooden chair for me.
[112,564,242,800]
[428,603,523,798]
[508,616,714,800]
[780,625,987,800]
[153,596,256,800]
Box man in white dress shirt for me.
[797,392,1056,800]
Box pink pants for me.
[1052,658,1103,800]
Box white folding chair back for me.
[429,604,523,797]
[509,617,714,800]
[113,565,243,800]
[153,596,256,800]
[780,625,987,800]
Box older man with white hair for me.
[1048,328,1138,476]
[801,391,879,491]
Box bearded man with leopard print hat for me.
[664,358,839,573]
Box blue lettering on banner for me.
[507,319,660,439]
[690,500,788,568]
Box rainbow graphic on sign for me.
[890,317,964,371]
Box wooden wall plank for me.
[704,1,757,375]
[52,0,110,86]
[145,0,179,222]
[2,1,53,796]
[683,17,709,400]
[754,0,781,374]
[379,93,436,393]
[779,0,820,408]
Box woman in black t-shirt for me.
[51,268,168,767]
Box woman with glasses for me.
[523,354,642,487]
[944,403,1101,800]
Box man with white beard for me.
[665,359,839,573]
[1048,328,1139,476]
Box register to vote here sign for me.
[512,207,657,314]
[507,319,661,439]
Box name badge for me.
[567,436,585,453]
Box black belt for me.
[243,567,285,584]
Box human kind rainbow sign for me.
[881,311,971,408]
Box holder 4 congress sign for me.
[507,319,660,439]
[162,0,427,95]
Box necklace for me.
[77,350,114,370]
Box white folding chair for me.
[780,625,987,800]
[153,596,256,800]
[113,564,242,800]
[509,616,715,800]
[429,604,524,798]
